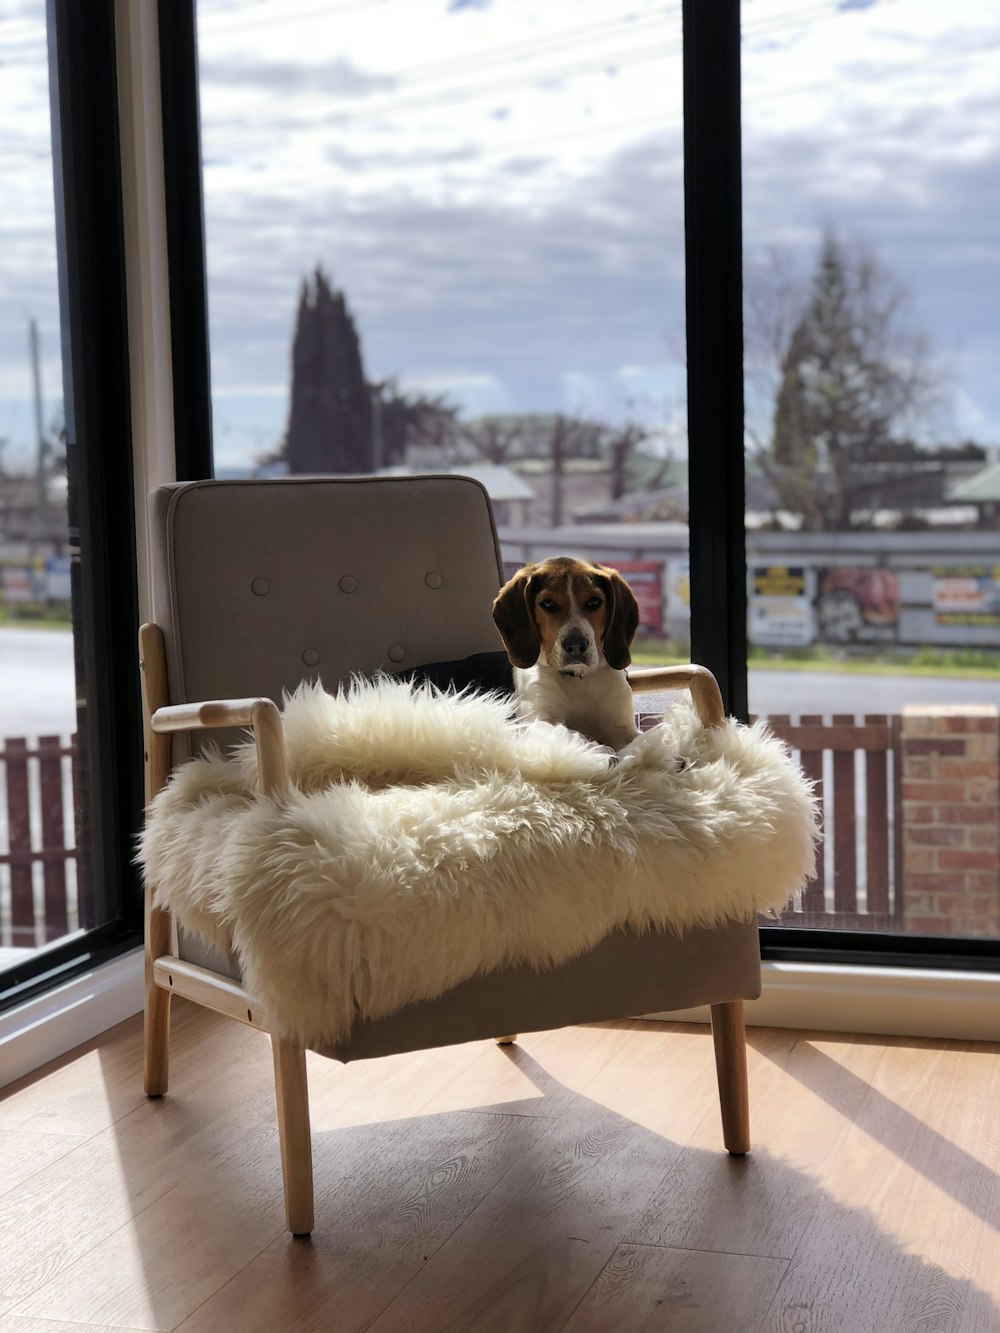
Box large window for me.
[744,0,1000,953]
[0,1,142,1009]
[0,1,77,968]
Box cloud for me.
[204,127,684,424]
[199,54,396,100]
[4,0,1000,469]
[741,27,1000,439]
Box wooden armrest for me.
[152,698,275,732]
[626,664,725,729]
[150,696,289,799]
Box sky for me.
[1,0,999,472]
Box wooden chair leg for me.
[143,974,172,1097]
[140,628,174,1099]
[271,1036,315,1236]
[710,1000,750,1156]
[144,903,173,1097]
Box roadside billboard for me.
[498,558,664,636]
[2,567,38,604]
[815,566,900,644]
[748,565,813,648]
[606,561,663,636]
[931,566,1000,628]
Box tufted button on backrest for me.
[149,476,506,724]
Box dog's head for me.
[492,556,640,674]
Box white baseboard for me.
[0,948,144,1089]
[653,959,1000,1043]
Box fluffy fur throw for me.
[138,677,818,1048]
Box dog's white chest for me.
[513,664,638,751]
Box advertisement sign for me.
[815,567,899,644]
[498,559,664,636]
[2,566,38,604]
[607,561,663,636]
[748,566,813,647]
[932,566,1000,628]
[45,555,72,602]
[666,558,691,623]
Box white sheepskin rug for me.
[138,676,818,1048]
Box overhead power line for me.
[204,40,680,151]
[202,8,672,125]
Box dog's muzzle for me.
[556,630,597,674]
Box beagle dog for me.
[492,556,640,752]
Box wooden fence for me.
[756,713,902,931]
[638,710,904,931]
[1,734,79,948]
[2,715,904,948]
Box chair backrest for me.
[149,476,506,712]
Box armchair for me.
[140,476,762,1237]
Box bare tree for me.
[746,230,949,531]
[606,421,652,501]
[459,416,524,465]
[372,378,458,467]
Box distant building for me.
[378,463,535,528]
[948,460,1000,527]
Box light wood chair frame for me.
[140,622,750,1237]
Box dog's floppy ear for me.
[597,567,640,669]
[492,568,542,669]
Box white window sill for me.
[0,948,143,1089]
[656,959,1000,1043]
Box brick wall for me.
[900,705,1000,937]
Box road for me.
[0,626,996,741]
[0,628,77,740]
[746,669,999,719]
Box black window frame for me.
[158,0,214,482]
[0,0,144,1012]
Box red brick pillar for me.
[900,705,1000,936]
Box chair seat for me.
[324,920,761,1063]
[139,673,814,1052]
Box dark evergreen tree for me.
[284,268,372,474]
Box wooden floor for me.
[1,1003,999,1332]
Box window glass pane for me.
[197,0,686,689]
[744,0,1000,939]
[0,0,85,974]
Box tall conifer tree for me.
[284,268,372,474]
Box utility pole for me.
[29,318,47,533]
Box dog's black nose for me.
[561,632,589,658]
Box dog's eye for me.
[539,599,560,613]
[584,597,603,612]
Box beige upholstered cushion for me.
[149,475,505,712]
